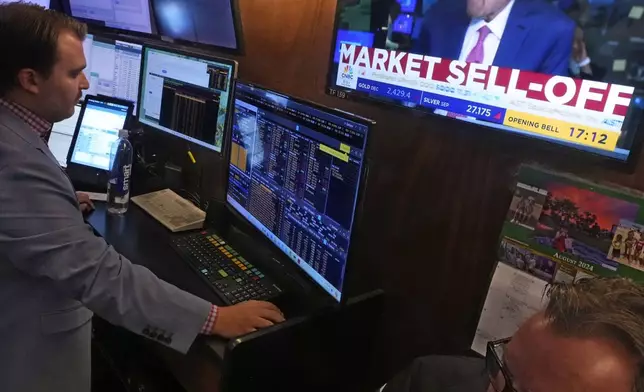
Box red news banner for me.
[336,44,635,151]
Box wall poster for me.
[472,166,644,354]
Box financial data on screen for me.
[70,99,129,171]
[138,47,235,152]
[328,0,644,161]
[82,34,142,109]
[227,83,370,302]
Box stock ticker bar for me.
[339,44,631,152]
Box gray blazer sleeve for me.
[0,156,211,354]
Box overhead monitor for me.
[151,0,241,50]
[137,45,237,152]
[48,104,82,168]
[328,0,644,162]
[227,82,372,302]
[82,33,143,109]
[68,0,153,34]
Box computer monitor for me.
[68,0,153,34]
[48,104,82,167]
[151,0,241,50]
[82,33,143,109]
[137,45,237,153]
[227,82,372,302]
[68,96,132,173]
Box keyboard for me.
[170,230,282,305]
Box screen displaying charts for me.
[137,46,236,152]
[227,83,371,302]
[328,0,644,161]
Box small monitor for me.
[152,0,240,50]
[137,45,237,153]
[227,82,372,302]
[67,96,132,187]
[82,33,143,109]
[69,0,153,34]
[48,104,82,168]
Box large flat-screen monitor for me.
[152,0,241,50]
[82,33,143,109]
[327,0,644,162]
[227,82,372,302]
[68,0,153,33]
[137,45,237,152]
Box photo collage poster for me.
[472,166,644,354]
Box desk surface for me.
[86,201,383,392]
[85,202,230,359]
[86,202,221,305]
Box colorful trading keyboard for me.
[170,230,282,305]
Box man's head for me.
[466,0,512,20]
[501,278,644,392]
[0,3,89,123]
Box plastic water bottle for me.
[107,129,133,215]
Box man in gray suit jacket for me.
[0,4,284,392]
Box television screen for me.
[152,0,240,50]
[327,0,644,162]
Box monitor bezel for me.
[135,42,239,154]
[324,0,644,170]
[223,81,375,304]
[65,95,134,187]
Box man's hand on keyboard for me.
[211,300,285,338]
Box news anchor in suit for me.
[0,4,283,391]
[413,0,576,76]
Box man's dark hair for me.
[0,2,87,96]
[546,277,644,392]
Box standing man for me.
[413,0,575,76]
[0,4,284,392]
